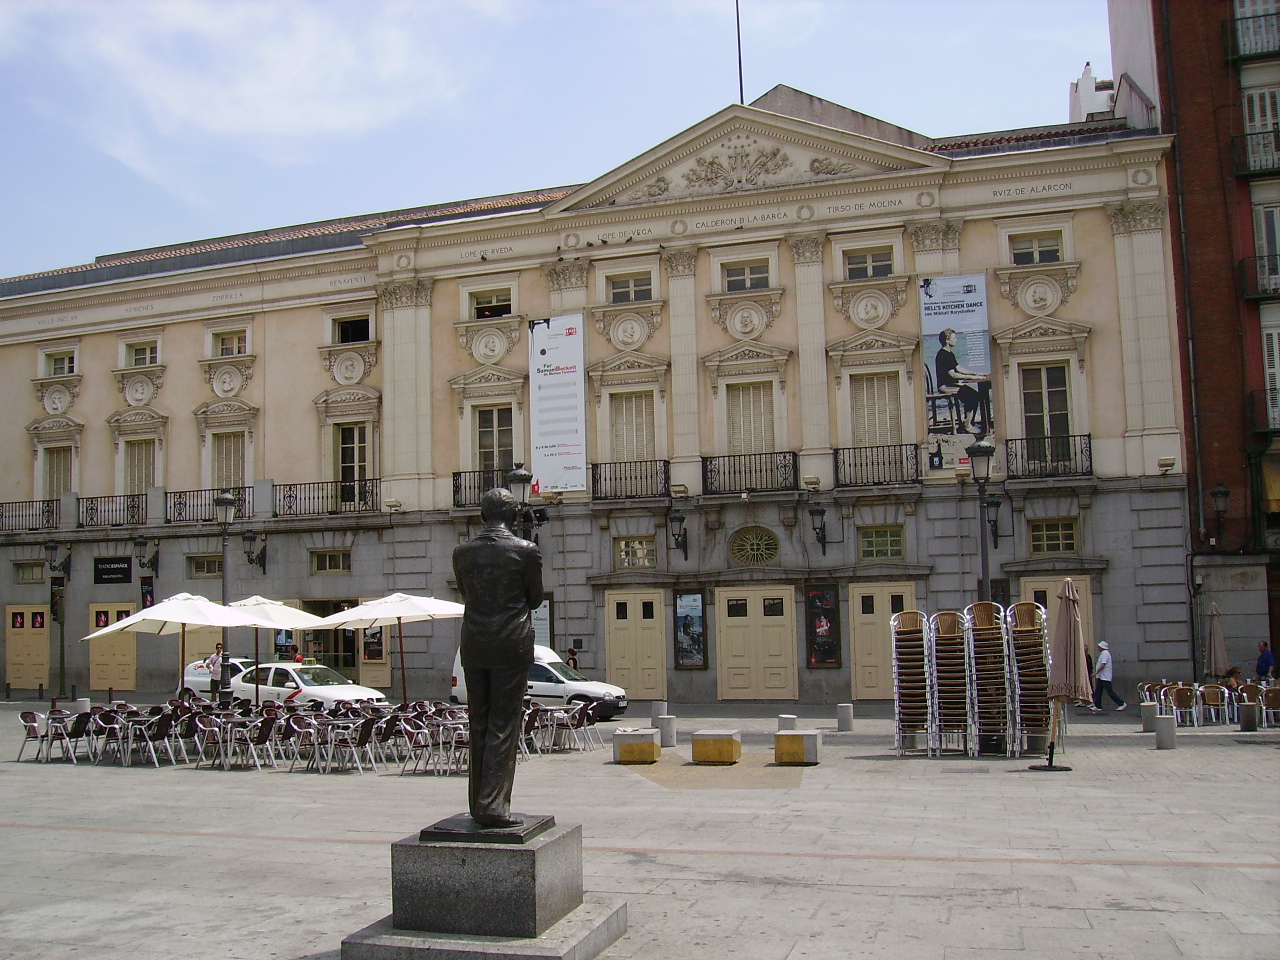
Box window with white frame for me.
[727,381,775,454]
[44,445,73,499]
[844,248,893,280]
[333,314,371,344]
[614,537,656,569]
[1010,233,1063,266]
[216,330,248,357]
[608,273,653,304]
[212,431,246,489]
[123,439,155,495]
[189,555,222,578]
[312,550,352,574]
[1021,364,1071,460]
[859,525,904,561]
[475,406,514,475]
[849,372,902,447]
[472,290,512,320]
[609,391,655,462]
[127,340,159,367]
[724,261,770,292]
[14,561,46,584]
[1030,519,1078,554]
[336,423,368,490]
[45,351,76,377]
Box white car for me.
[230,662,388,706]
[179,656,254,699]
[451,645,628,719]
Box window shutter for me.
[1264,328,1280,429]
[213,432,245,489]
[849,373,901,447]
[610,391,655,462]
[124,439,155,495]
[728,382,773,454]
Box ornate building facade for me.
[0,86,1188,702]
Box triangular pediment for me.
[448,365,526,390]
[827,330,920,374]
[587,351,670,378]
[992,316,1091,373]
[547,105,949,213]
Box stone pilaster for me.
[543,259,590,315]
[788,233,833,485]
[663,248,701,491]
[908,219,963,275]
[377,279,435,510]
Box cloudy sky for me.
[0,0,1110,280]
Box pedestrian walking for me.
[1256,640,1277,681]
[1090,640,1126,713]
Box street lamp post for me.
[505,463,534,540]
[966,437,997,602]
[43,541,70,698]
[213,489,237,707]
[1210,482,1231,551]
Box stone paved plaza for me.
[0,701,1276,960]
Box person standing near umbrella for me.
[452,488,544,829]
[204,643,224,699]
[1090,640,1126,713]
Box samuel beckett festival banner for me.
[529,314,588,492]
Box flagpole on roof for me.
[735,0,745,104]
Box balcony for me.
[166,486,253,523]
[1234,131,1280,177]
[79,494,145,527]
[834,444,920,487]
[275,479,381,517]
[1006,435,1092,480]
[0,499,59,533]
[1241,256,1280,299]
[702,452,798,494]
[592,460,670,500]
[1226,12,1280,60]
[453,470,509,508]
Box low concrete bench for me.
[612,728,661,764]
[774,729,821,765]
[691,729,741,765]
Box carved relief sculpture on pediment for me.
[193,397,258,444]
[586,351,670,404]
[543,260,590,292]
[454,316,524,366]
[106,406,168,450]
[314,384,381,424]
[377,279,433,310]
[112,365,166,407]
[31,373,83,416]
[826,330,920,383]
[318,342,380,385]
[907,219,964,253]
[682,135,794,192]
[589,301,665,351]
[828,276,911,330]
[702,340,792,395]
[992,316,1092,375]
[199,356,255,399]
[25,414,84,452]
[448,365,526,417]
[706,289,784,340]
[994,263,1081,318]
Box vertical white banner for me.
[529,314,588,492]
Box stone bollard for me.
[836,703,854,731]
[1154,714,1177,749]
[656,715,677,748]
[775,729,821,765]
[691,729,741,765]
[613,728,661,764]
[1140,701,1158,732]
[777,714,797,731]
[649,700,668,725]
[1239,702,1260,732]
[72,697,90,714]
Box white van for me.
[451,645,628,719]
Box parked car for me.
[451,645,628,719]
[179,656,255,698]
[230,662,388,706]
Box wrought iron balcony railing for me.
[1234,130,1280,176]
[1226,12,1280,60]
[834,443,920,487]
[453,469,509,508]
[275,479,380,517]
[79,494,145,527]
[592,460,670,500]
[1005,434,1092,479]
[0,499,59,532]
[1241,256,1280,299]
[166,486,253,523]
[702,452,798,494]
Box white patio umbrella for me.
[1032,578,1092,772]
[81,592,269,699]
[311,593,465,704]
[1204,602,1230,679]
[229,597,328,704]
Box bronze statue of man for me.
[451,488,544,828]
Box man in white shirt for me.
[1090,640,1126,713]
[203,642,224,699]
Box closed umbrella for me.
[311,593,465,704]
[1204,602,1229,679]
[229,597,327,704]
[1031,578,1091,772]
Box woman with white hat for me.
[1090,640,1127,713]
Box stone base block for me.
[342,896,627,960]
[1140,701,1158,732]
[774,729,820,765]
[612,728,660,764]
[691,729,741,764]
[392,822,582,937]
[1154,714,1177,749]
